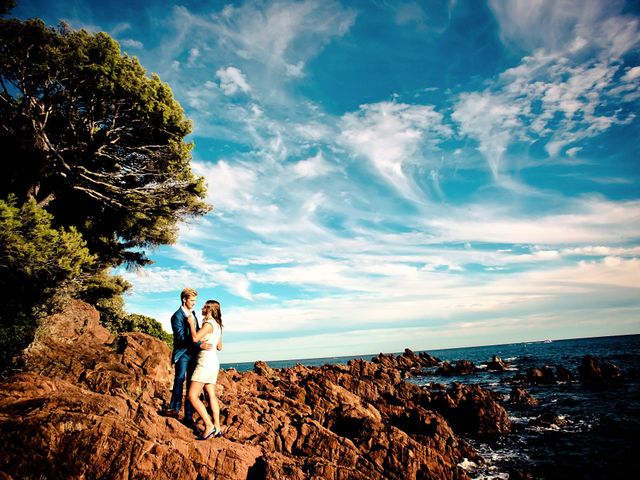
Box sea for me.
[222,334,640,479]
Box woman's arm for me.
[187,316,212,342]
[217,333,223,351]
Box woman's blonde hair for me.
[202,300,223,328]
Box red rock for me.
[0,300,508,479]
[509,386,539,407]
[486,355,510,372]
[579,355,624,389]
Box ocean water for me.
[222,334,640,479]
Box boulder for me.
[486,355,510,372]
[579,355,623,389]
[509,387,539,407]
[526,366,555,385]
[454,360,476,375]
[435,360,476,376]
[436,361,454,376]
[422,384,512,436]
[528,411,569,429]
[555,365,572,382]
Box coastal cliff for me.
[0,301,510,479]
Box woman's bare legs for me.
[188,381,214,435]
[204,383,221,432]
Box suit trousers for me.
[169,352,198,420]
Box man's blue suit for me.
[168,307,200,421]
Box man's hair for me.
[181,288,198,302]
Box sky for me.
[15,0,640,363]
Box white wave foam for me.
[458,458,477,470]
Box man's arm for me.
[170,312,188,345]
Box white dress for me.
[191,320,221,384]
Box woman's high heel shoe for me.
[197,427,216,440]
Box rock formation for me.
[0,301,512,479]
[578,355,624,389]
[508,387,539,408]
[435,360,476,376]
[486,355,510,372]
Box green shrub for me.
[0,196,96,372]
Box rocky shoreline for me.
[0,301,514,479]
[0,301,631,479]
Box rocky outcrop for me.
[436,360,477,376]
[486,355,510,372]
[509,387,539,408]
[371,348,440,376]
[555,365,572,382]
[527,411,569,429]
[0,301,511,480]
[578,355,623,389]
[526,366,556,385]
[422,384,511,436]
[501,364,574,387]
[1,301,262,480]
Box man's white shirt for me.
[181,306,198,328]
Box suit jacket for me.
[170,307,200,364]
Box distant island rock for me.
[0,300,511,479]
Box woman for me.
[186,300,224,440]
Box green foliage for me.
[0,195,96,371]
[117,314,173,347]
[78,271,172,347]
[0,18,211,269]
[0,16,202,368]
[0,195,96,306]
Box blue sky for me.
[16,0,640,362]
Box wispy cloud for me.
[488,0,640,58]
[50,0,637,362]
[120,38,143,49]
[341,101,451,201]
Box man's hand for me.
[200,342,213,350]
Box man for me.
[164,288,210,424]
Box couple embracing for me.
[164,288,224,440]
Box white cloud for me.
[566,146,582,157]
[453,45,636,173]
[341,101,451,201]
[215,66,251,95]
[170,0,356,82]
[193,160,257,211]
[622,66,640,82]
[452,92,522,178]
[488,0,640,58]
[188,47,200,67]
[120,38,143,49]
[562,246,640,256]
[214,254,640,361]
[292,151,336,178]
[450,0,640,176]
[110,22,131,36]
[120,267,210,293]
[425,198,640,245]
